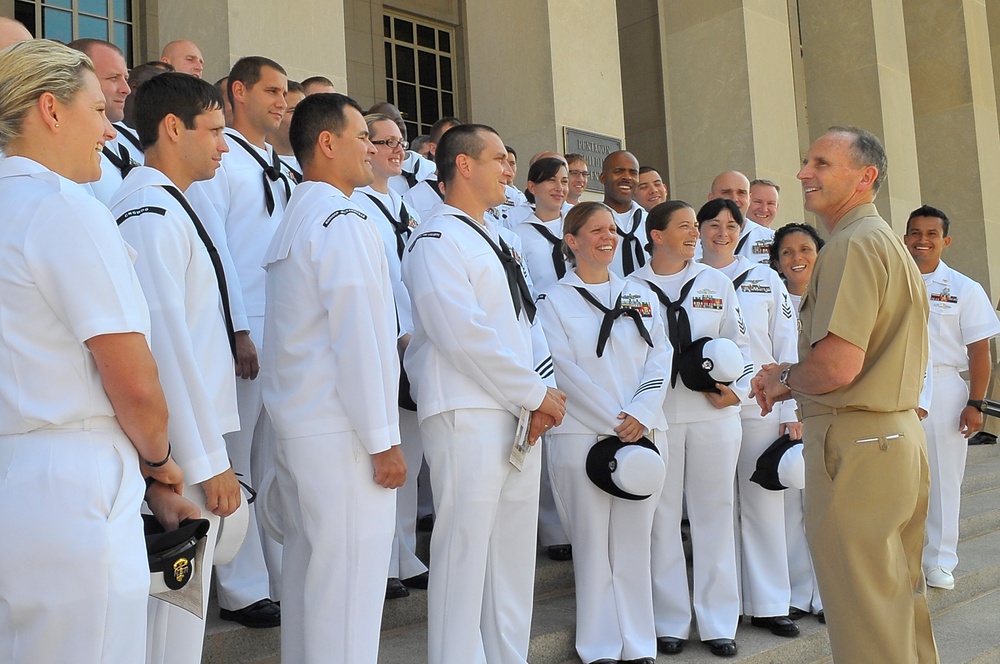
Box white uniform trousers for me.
[736,408,792,617]
[390,409,429,580]
[922,367,969,572]
[537,433,569,546]
[652,415,741,641]
[216,315,281,609]
[549,432,663,663]
[0,425,148,664]
[421,408,541,664]
[785,488,822,613]
[145,483,220,664]
[275,431,395,664]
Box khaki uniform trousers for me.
[801,407,938,664]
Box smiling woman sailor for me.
[0,39,182,664]
[537,201,671,664]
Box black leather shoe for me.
[705,638,737,657]
[586,659,618,664]
[788,606,809,620]
[621,658,655,664]
[657,637,685,655]
[219,598,281,628]
[969,431,997,445]
[817,610,826,623]
[547,544,573,561]
[750,615,800,637]
[401,571,429,589]
[385,577,409,599]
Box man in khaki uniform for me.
[752,126,938,664]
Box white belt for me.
[37,415,121,431]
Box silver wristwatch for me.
[779,365,792,390]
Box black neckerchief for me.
[227,132,291,215]
[113,123,143,155]
[528,222,566,279]
[278,157,302,184]
[364,192,412,259]
[573,286,653,358]
[103,143,138,179]
[615,207,646,276]
[644,275,698,386]
[159,184,238,360]
[732,268,753,291]
[452,214,535,323]
[735,231,751,255]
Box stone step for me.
[926,588,1000,664]
[204,441,1000,663]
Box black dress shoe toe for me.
[817,610,826,623]
[750,615,800,637]
[788,606,809,620]
[657,636,685,655]
[219,598,281,628]
[586,659,618,664]
[401,571,429,589]
[705,638,737,657]
[385,577,409,600]
[621,658,655,664]
[547,544,573,561]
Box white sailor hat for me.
[677,336,744,393]
[256,472,284,545]
[212,483,251,566]
[143,515,210,595]
[750,434,805,491]
[585,435,665,501]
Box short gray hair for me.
[827,125,888,194]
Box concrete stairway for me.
[201,443,1000,663]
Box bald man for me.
[160,39,205,78]
[0,17,31,49]
[699,169,775,264]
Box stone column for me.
[905,0,1000,297]
[155,0,348,90]
[464,0,625,187]
[797,0,921,232]
[656,0,804,220]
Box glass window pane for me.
[441,92,454,118]
[396,83,417,126]
[383,14,391,38]
[114,22,130,60]
[43,0,72,9]
[114,0,131,20]
[384,41,393,79]
[393,18,412,44]
[419,87,438,126]
[80,0,107,15]
[438,30,450,53]
[42,8,73,42]
[15,1,36,36]
[405,122,418,142]
[78,14,109,40]
[386,83,394,105]
[418,51,437,88]
[420,123,432,136]
[440,57,453,92]
[417,24,435,49]
[395,44,414,83]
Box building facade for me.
[4,0,999,297]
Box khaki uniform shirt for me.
[795,203,928,412]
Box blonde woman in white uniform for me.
[539,202,670,664]
[629,201,752,658]
[697,197,801,639]
[0,40,182,664]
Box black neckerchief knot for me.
[454,214,535,323]
[644,275,698,386]
[528,222,566,279]
[573,286,653,358]
[615,207,646,276]
[227,133,292,216]
[364,192,413,259]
